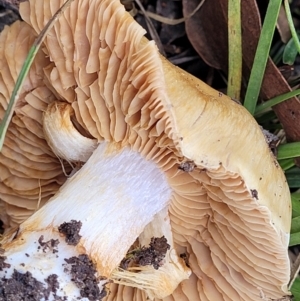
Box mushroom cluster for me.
[0,0,291,300]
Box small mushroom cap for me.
[0,0,291,300]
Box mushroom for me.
[0,0,291,300]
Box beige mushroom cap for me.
[0,0,291,300]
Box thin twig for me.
[142,0,206,25]
[134,0,166,56]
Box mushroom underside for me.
[0,0,291,300]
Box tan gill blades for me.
[0,0,292,300]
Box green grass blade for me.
[289,232,300,246]
[278,158,295,171]
[283,36,299,65]
[286,175,300,188]
[227,0,242,100]
[254,89,300,115]
[291,277,300,300]
[0,45,37,150]
[284,0,300,55]
[292,193,300,218]
[285,167,300,188]
[291,216,300,233]
[255,110,277,124]
[243,0,281,115]
[0,0,74,152]
[277,142,300,160]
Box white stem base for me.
[0,143,172,300]
[2,230,107,300]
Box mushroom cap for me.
[0,0,291,300]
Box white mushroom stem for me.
[0,143,190,299]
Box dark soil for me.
[58,220,82,246]
[0,0,20,31]
[0,219,105,301]
[120,236,170,270]
[178,161,196,172]
[38,235,60,253]
[64,254,106,301]
[0,256,10,271]
[0,269,67,301]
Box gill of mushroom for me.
[0,0,292,300]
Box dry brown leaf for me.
[183,0,228,70]
[183,0,300,144]
[277,5,291,43]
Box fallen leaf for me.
[183,0,300,145]
[277,5,291,43]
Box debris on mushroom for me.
[0,224,109,300]
[120,236,170,271]
[64,254,107,300]
[178,160,196,172]
[112,207,190,299]
[260,126,280,157]
[58,219,82,246]
[37,235,59,253]
[0,0,292,300]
